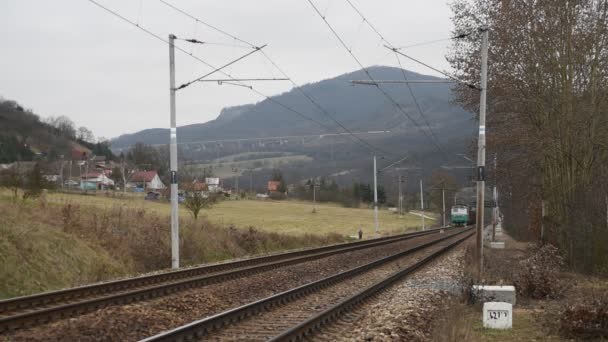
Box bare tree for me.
[183,192,219,219]
[76,126,95,143]
[449,0,608,271]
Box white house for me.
[80,172,115,189]
[128,171,165,190]
[205,177,221,192]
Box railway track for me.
[0,226,452,333]
[141,227,473,342]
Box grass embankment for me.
[0,192,344,299]
[42,192,433,237]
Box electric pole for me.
[398,174,403,217]
[169,34,180,269]
[492,154,497,242]
[475,28,489,276]
[373,155,379,235]
[312,180,317,213]
[419,179,425,230]
[442,182,446,227]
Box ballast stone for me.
[472,285,516,305]
[483,302,513,329]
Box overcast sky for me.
[1,0,456,139]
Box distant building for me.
[268,180,281,192]
[80,172,114,190]
[128,171,165,191]
[205,177,220,192]
[182,180,208,193]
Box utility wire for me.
[87,0,245,81]
[87,0,345,140]
[343,0,448,157]
[176,45,266,90]
[159,0,395,156]
[395,33,472,49]
[389,47,480,90]
[307,0,447,156]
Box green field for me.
[42,192,433,237]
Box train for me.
[450,205,477,226]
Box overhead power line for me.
[396,33,472,49]
[388,46,480,90]
[176,45,267,90]
[87,0,372,149]
[306,0,447,156]
[342,0,448,157]
[158,0,395,156]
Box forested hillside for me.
[0,98,113,163]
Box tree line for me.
[450,0,608,273]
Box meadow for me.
[42,191,434,237]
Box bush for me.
[515,243,566,299]
[558,294,608,339]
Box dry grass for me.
[30,190,433,237]
[0,192,345,299]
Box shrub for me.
[558,294,608,339]
[515,243,566,299]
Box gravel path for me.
[310,243,467,342]
[3,231,453,341]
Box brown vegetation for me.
[0,195,343,298]
[557,292,608,339]
[449,0,608,273]
[514,244,566,299]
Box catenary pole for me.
[492,153,497,242]
[420,179,425,230]
[373,155,379,235]
[475,28,489,276]
[442,183,446,227]
[398,174,403,217]
[169,34,180,269]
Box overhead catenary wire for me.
[87,0,361,146]
[343,0,448,157]
[395,32,472,49]
[158,0,396,156]
[388,46,480,90]
[176,45,267,90]
[306,0,447,156]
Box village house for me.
[268,180,281,193]
[127,171,165,191]
[80,171,114,190]
[205,177,221,192]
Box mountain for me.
[110,66,475,150]
[110,66,477,194]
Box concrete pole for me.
[169,34,180,269]
[442,184,446,227]
[249,169,253,194]
[60,158,65,191]
[313,181,316,212]
[420,179,425,230]
[492,154,497,242]
[398,174,403,217]
[373,155,379,235]
[68,160,72,190]
[475,28,489,276]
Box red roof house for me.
[128,171,165,190]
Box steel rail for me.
[270,230,474,341]
[0,226,452,332]
[140,227,471,342]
